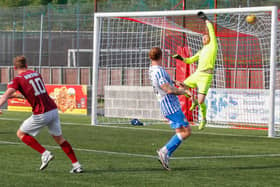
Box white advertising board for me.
[205,88,280,124]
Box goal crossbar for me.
[94,6,277,18]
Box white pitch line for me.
[172,154,280,160]
[1,140,280,160]
[0,117,268,138]
[0,117,24,121]
[0,140,156,158]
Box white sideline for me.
[1,140,280,160]
[0,117,268,138]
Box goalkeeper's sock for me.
[164,133,183,157]
[199,102,207,119]
[21,135,46,154]
[189,99,198,111]
[60,140,78,163]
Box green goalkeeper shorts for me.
[183,71,213,95]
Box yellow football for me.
[246,14,256,24]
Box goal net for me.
[92,7,279,137]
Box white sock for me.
[160,146,168,154]
[42,150,49,156]
[72,161,81,168]
[176,133,183,141]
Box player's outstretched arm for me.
[171,52,200,65]
[9,92,25,99]
[198,11,217,48]
[205,20,217,46]
[0,88,16,109]
[197,11,208,21]
[161,83,191,97]
[184,52,199,64]
[171,54,184,61]
[197,11,214,38]
[173,80,187,88]
[173,80,192,97]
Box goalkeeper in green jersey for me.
[172,11,218,130]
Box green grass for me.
[1,111,280,187]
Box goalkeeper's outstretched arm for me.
[183,52,200,64]
[197,11,208,21]
[171,51,200,64]
[205,20,217,47]
[198,11,217,48]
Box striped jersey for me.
[149,65,181,116]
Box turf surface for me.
[0,111,280,187]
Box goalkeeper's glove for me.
[197,11,208,21]
[172,54,184,61]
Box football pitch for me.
[1,111,280,187]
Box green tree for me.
[53,0,68,4]
[30,0,52,5]
[40,0,53,5]
[0,0,31,7]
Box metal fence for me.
[0,1,279,67]
[0,4,93,67]
[0,0,279,84]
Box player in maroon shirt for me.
[0,56,83,173]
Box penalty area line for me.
[1,140,280,160]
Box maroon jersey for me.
[8,70,57,114]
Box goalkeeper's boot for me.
[40,151,55,170]
[70,162,83,174]
[189,100,198,111]
[157,149,170,171]
[198,119,207,131]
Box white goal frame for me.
[67,48,169,67]
[67,49,92,67]
[92,6,278,137]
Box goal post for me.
[92,6,278,137]
[92,14,101,126]
[268,6,277,137]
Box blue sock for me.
[164,133,183,157]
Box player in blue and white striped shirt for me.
[149,47,192,170]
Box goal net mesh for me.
[93,9,279,134]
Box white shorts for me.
[20,109,62,137]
